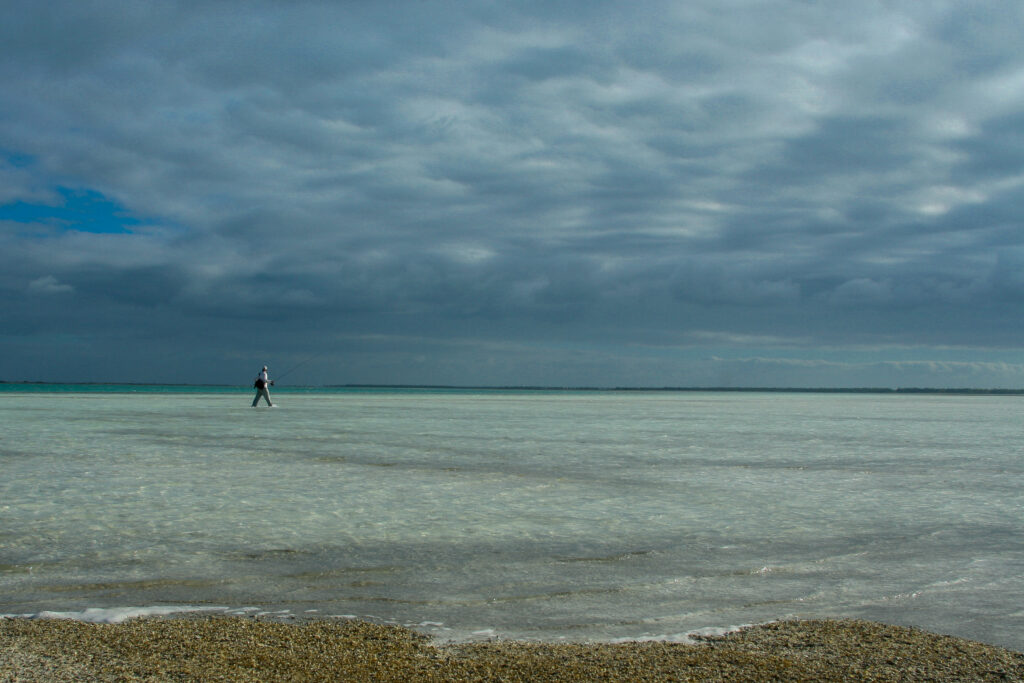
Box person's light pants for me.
[252,386,272,406]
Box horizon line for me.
[3,380,1024,394]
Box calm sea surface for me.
[1,387,1022,649]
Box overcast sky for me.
[4,1,1024,387]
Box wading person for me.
[252,365,274,407]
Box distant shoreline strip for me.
[3,381,1024,395]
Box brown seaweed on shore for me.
[1,616,1022,682]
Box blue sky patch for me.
[0,187,139,234]
[3,151,34,168]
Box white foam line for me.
[4,606,228,624]
[606,622,760,644]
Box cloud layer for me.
[3,1,1024,386]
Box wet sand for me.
[2,616,1022,682]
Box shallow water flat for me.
[1,389,1022,648]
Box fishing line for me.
[274,350,328,383]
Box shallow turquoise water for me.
[1,389,1022,648]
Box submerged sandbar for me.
[1,616,1021,681]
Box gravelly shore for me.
[1,616,1021,682]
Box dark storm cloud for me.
[4,0,1024,386]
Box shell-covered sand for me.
[2,616,1022,682]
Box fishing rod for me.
[273,350,328,384]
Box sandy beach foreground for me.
[2,617,1021,682]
